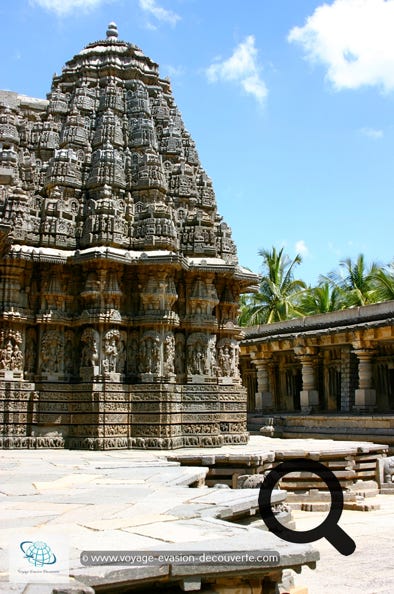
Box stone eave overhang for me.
[4,245,258,283]
[242,301,394,346]
[0,90,48,112]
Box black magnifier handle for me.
[325,524,356,556]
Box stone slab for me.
[0,445,320,592]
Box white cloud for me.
[288,0,394,92]
[295,240,309,257]
[30,0,107,15]
[139,0,181,27]
[163,65,185,78]
[206,36,267,104]
[360,127,384,139]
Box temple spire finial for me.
[106,22,118,39]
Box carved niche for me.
[0,329,23,378]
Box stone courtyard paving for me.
[290,494,394,594]
[0,436,392,593]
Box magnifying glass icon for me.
[258,458,356,556]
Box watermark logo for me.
[9,530,69,583]
[20,540,57,567]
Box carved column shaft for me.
[295,350,319,411]
[299,356,316,391]
[353,347,376,410]
[251,356,273,411]
[255,360,269,393]
[355,349,374,389]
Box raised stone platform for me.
[0,446,318,594]
[166,435,388,491]
[250,414,394,452]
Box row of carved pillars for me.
[251,346,377,413]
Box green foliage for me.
[370,264,394,302]
[298,281,344,315]
[239,246,306,326]
[324,254,380,306]
[239,249,394,327]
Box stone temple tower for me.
[0,24,257,449]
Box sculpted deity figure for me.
[163,334,175,375]
[1,341,13,370]
[40,330,63,373]
[102,329,120,373]
[140,333,160,374]
[192,343,205,375]
[81,328,99,368]
[219,346,232,376]
[24,328,36,374]
[0,330,24,372]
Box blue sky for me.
[1,0,393,285]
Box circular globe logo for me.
[20,541,57,567]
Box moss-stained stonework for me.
[0,24,257,449]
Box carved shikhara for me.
[0,24,257,449]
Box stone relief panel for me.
[40,328,63,376]
[187,277,219,322]
[163,332,175,377]
[217,338,240,380]
[102,328,127,376]
[140,274,178,313]
[0,329,23,376]
[186,332,216,376]
[139,330,161,375]
[80,327,100,375]
[127,331,139,376]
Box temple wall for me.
[0,381,247,449]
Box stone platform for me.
[0,445,318,594]
[165,435,388,492]
[1,436,393,592]
[249,414,394,451]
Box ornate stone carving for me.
[217,338,240,380]
[187,333,211,376]
[102,329,120,374]
[40,329,63,375]
[175,333,185,376]
[0,329,23,373]
[0,23,257,449]
[163,332,175,376]
[80,328,99,369]
[139,331,160,375]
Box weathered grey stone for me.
[0,23,258,450]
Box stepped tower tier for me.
[0,24,258,450]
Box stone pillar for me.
[296,351,319,412]
[251,356,273,411]
[353,348,376,411]
[340,347,351,412]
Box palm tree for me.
[299,281,344,315]
[239,246,306,325]
[370,263,394,302]
[324,254,380,307]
